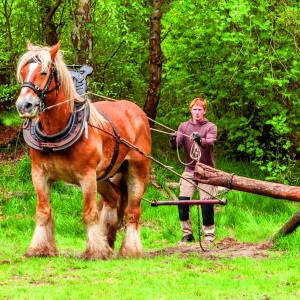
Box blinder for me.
[21,61,61,112]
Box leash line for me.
[37,91,224,201]
[42,92,89,111]
[88,122,223,201]
[197,205,206,252]
[87,92,195,138]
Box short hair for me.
[189,97,206,110]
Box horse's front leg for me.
[25,168,57,257]
[80,172,113,260]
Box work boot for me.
[201,239,215,250]
[203,225,215,241]
[204,233,215,242]
[200,233,215,249]
[178,234,195,245]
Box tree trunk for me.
[0,0,16,86]
[263,209,300,247]
[143,0,163,122]
[270,209,300,242]
[71,0,93,65]
[1,0,13,51]
[37,0,62,45]
[194,162,300,203]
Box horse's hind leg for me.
[119,158,150,258]
[25,168,57,257]
[97,174,126,249]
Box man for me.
[170,97,217,244]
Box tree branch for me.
[46,0,62,23]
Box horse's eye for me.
[41,71,47,75]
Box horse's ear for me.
[27,42,34,50]
[50,42,61,60]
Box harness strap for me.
[21,62,60,112]
[96,110,120,181]
[23,101,89,151]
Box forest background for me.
[0,0,299,183]
[0,1,299,298]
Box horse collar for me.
[23,101,90,151]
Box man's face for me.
[190,104,206,122]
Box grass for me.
[0,141,300,299]
[0,110,22,127]
[0,254,299,299]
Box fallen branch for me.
[268,209,300,244]
[194,163,300,203]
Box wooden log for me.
[194,163,300,203]
[270,209,300,241]
[151,199,226,207]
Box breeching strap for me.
[94,110,121,181]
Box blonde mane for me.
[17,44,106,128]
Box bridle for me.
[21,60,61,112]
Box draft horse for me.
[15,43,151,259]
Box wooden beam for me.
[194,163,300,203]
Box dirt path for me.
[0,125,24,162]
[145,237,274,259]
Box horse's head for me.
[16,43,61,119]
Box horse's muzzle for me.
[16,96,39,119]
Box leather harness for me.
[22,62,121,180]
[96,110,120,181]
[23,101,90,151]
[22,59,61,112]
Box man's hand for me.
[169,133,176,143]
[169,133,177,149]
[192,132,202,145]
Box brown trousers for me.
[179,171,217,239]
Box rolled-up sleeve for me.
[201,124,217,147]
[176,123,186,148]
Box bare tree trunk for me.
[143,0,163,122]
[263,209,300,247]
[0,0,16,86]
[1,0,13,51]
[37,0,63,45]
[71,0,93,65]
[194,162,300,203]
[270,210,300,241]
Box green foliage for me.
[0,0,299,182]
[160,0,299,183]
[0,84,19,110]
[0,110,21,126]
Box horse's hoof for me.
[119,247,143,258]
[25,246,58,258]
[81,248,114,260]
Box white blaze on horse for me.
[15,42,151,259]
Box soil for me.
[145,237,274,259]
[0,125,24,162]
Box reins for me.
[18,87,226,252]
[86,93,225,202]
[35,91,225,202]
[21,62,61,112]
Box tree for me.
[0,0,13,52]
[37,0,63,45]
[143,0,163,121]
[70,0,93,64]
